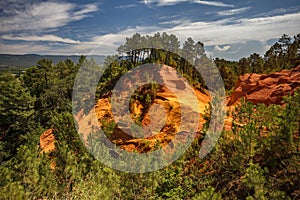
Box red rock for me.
[228,66,300,106]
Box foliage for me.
[0,33,299,199]
[0,73,36,159]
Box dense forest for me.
[0,32,299,199]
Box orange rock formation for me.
[40,128,55,153]
[42,65,300,154]
[228,65,300,106]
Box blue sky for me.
[0,0,299,60]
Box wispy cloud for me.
[88,26,158,55]
[164,13,300,46]
[147,0,186,6]
[87,12,300,55]
[159,19,191,25]
[72,4,98,18]
[143,0,234,7]
[1,34,80,44]
[158,15,180,20]
[254,6,300,17]
[1,9,299,58]
[218,7,251,16]
[0,2,98,33]
[116,4,137,9]
[214,45,230,51]
[0,43,49,54]
[193,0,233,7]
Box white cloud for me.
[159,19,191,25]
[163,12,300,46]
[143,0,233,7]
[214,45,230,51]
[2,34,80,44]
[2,11,299,59]
[155,0,187,6]
[0,2,98,32]
[88,26,158,55]
[0,43,48,54]
[193,0,233,7]
[254,6,300,18]
[72,4,98,19]
[116,4,138,9]
[207,41,259,60]
[86,12,300,56]
[218,7,251,16]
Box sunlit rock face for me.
[229,65,300,106]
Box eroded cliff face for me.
[77,65,210,153]
[41,65,300,154]
[228,65,300,106]
[91,86,210,153]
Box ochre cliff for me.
[92,85,209,152]
[78,65,210,152]
[228,65,300,106]
[41,65,300,154]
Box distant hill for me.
[0,54,106,70]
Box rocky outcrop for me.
[76,65,210,153]
[228,66,300,106]
[40,128,55,153]
[91,85,210,153]
[41,65,300,154]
